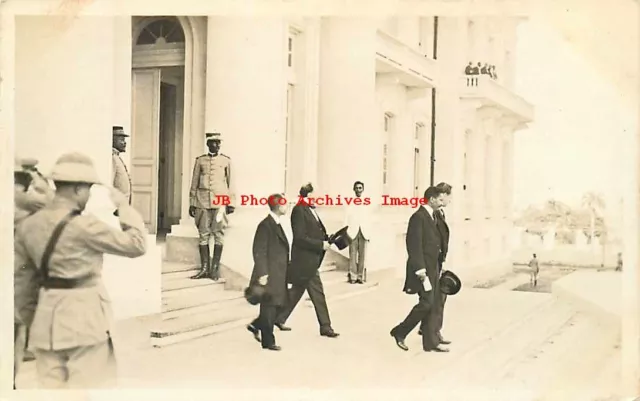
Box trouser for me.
[33,338,117,389]
[348,230,367,281]
[436,293,447,335]
[275,272,331,330]
[252,303,280,347]
[391,290,441,350]
[194,208,226,245]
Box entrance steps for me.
[150,260,386,347]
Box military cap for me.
[439,270,462,296]
[113,126,129,137]
[205,132,223,141]
[329,226,353,251]
[20,158,39,169]
[48,152,102,184]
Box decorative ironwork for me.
[136,18,185,46]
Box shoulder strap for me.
[40,210,82,281]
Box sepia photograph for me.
[1,0,638,399]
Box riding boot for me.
[191,244,210,279]
[210,244,223,281]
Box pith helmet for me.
[48,152,102,184]
[205,132,223,141]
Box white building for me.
[2,6,533,318]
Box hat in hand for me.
[328,226,353,251]
[439,270,462,296]
[244,284,271,305]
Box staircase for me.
[150,259,382,347]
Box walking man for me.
[14,152,147,388]
[344,180,372,284]
[188,132,235,281]
[274,183,340,338]
[112,126,132,205]
[246,194,290,351]
[390,186,448,352]
[529,253,540,287]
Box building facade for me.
[2,8,533,317]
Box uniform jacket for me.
[344,200,374,240]
[189,153,235,210]
[435,209,450,265]
[403,206,441,295]
[249,214,290,306]
[112,148,132,204]
[287,203,328,285]
[14,196,147,351]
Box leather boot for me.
[191,244,210,279]
[210,244,223,281]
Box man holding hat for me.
[188,132,236,281]
[14,152,147,388]
[112,126,132,205]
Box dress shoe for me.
[275,323,291,331]
[355,279,364,284]
[320,329,339,338]
[390,332,409,351]
[425,346,450,353]
[247,324,261,343]
[440,339,451,345]
[262,344,281,351]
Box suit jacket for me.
[249,215,290,306]
[189,153,236,209]
[287,203,328,285]
[403,206,441,295]
[436,209,450,265]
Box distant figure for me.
[528,254,540,287]
[464,61,473,75]
[480,63,489,75]
[616,252,623,272]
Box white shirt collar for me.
[269,211,280,224]
[422,203,435,218]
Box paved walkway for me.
[15,279,622,400]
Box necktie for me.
[439,209,446,222]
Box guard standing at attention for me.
[14,152,147,389]
[112,126,132,205]
[189,132,235,281]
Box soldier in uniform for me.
[112,126,132,205]
[14,152,147,389]
[188,132,235,281]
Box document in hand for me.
[422,278,432,292]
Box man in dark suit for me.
[390,186,448,352]
[274,183,339,338]
[246,194,290,351]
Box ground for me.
[15,273,622,400]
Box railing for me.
[376,30,438,87]
[460,75,534,122]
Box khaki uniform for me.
[14,196,147,388]
[112,148,132,204]
[189,153,235,245]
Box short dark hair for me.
[436,182,452,195]
[299,183,314,198]
[268,193,285,211]
[353,181,364,191]
[424,186,442,201]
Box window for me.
[484,135,492,212]
[287,36,294,67]
[136,17,185,45]
[383,113,394,193]
[284,84,294,193]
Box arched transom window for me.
[136,17,185,46]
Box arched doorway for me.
[131,16,187,236]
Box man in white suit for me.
[344,181,373,284]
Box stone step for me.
[161,276,227,292]
[162,295,247,320]
[162,287,244,314]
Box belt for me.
[42,276,96,290]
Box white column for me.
[15,16,114,181]
[205,17,287,201]
[388,104,415,198]
[301,17,321,186]
[113,16,133,168]
[0,11,16,384]
[396,17,420,50]
[317,17,378,200]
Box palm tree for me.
[581,192,606,244]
